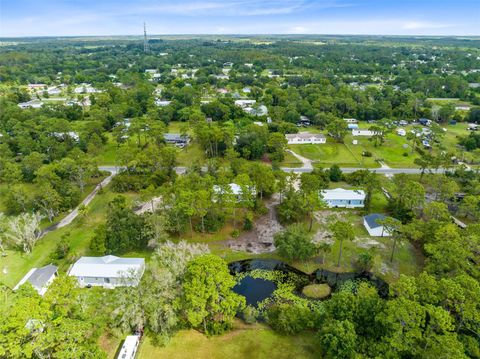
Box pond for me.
[233,276,277,307]
[229,258,389,305]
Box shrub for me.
[266,302,314,334]
[362,151,372,157]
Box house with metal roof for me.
[68,255,145,288]
[286,133,326,145]
[14,264,58,296]
[320,188,365,208]
[363,214,391,237]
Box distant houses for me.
[363,214,391,237]
[14,264,58,296]
[320,188,366,208]
[286,133,326,145]
[68,255,145,288]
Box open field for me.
[136,322,318,359]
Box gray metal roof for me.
[28,265,58,288]
[363,214,386,229]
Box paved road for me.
[280,166,447,174]
[40,167,119,237]
[99,164,448,175]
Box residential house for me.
[397,129,406,136]
[352,129,376,136]
[286,133,326,144]
[14,264,58,296]
[320,188,366,208]
[155,99,171,107]
[343,118,358,124]
[418,118,432,126]
[363,214,391,237]
[347,124,359,129]
[235,99,256,108]
[297,116,311,127]
[18,100,43,109]
[164,133,190,147]
[455,105,470,111]
[68,255,145,288]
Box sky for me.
[0,0,479,37]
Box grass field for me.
[136,322,318,359]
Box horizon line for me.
[2,33,480,40]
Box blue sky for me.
[0,0,479,37]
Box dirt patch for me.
[223,195,283,254]
[134,196,163,215]
[354,237,386,249]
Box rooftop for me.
[321,188,366,201]
[69,256,145,278]
[364,214,387,229]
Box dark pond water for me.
[229,259,389,300]
[233,276,277,307]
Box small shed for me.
[363,214,391,237]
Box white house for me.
[18,100,43,109]
[155,99,171,107]
[14,264,58,296]
[320,188,366,208]
[363,214,391,237]
[343,118,358,124]
[286,133,326,145]
[397,128,406,136]
[352,129,376,137]
[69,255,145,288]
[74,84,99,94]
[235,99,256,108]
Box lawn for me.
[175,142,206,166]
[136,322,318,359]
[290,142,378,168]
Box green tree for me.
[330,220,355,267]
[182,255,245,335]
[274,224,317,261]
[318,320,358,359]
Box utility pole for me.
[143,22,149,53]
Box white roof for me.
[69,256,144,278]
[118,335,140,359]
[286,133,326,140]
[321,188,366,201]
